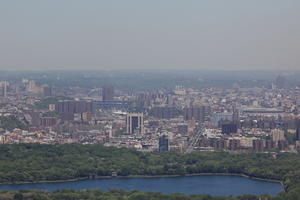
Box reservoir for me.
[0,175,283,196]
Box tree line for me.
[0,189,280,200]
[0,144,300,199]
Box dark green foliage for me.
[284,132,295,145]
[0,116,27,131]
[13,193,23,200]
[0,190,284,200]
[0,144,300,199]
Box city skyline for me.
[1,1,300,199]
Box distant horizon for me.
[1,0,300,71]
[0,67,299,72]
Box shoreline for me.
[0,173,284,188]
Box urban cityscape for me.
[1,0,300,199]
[0,72,300,155]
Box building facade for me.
[159,135,169,152]
[102,85,114,101]
[126,113,144,134]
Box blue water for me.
[0,175,283,196]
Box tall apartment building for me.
[159,135,169,152]
[55,100,93,121]
[271,129,285,142]
[252,139,264,152]
[126,113,144,134]
[296,119,300,141]
[184,106,211,122]
[42,85,52,97]
[0,81,7,98]
[102,85,114,101]
[151,106,177,119]
[228,139,240,151]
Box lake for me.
[0,175,283,196]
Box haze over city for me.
[1,1,300,200]
[0,0,300,71]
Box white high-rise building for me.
[126,113,144,134]
[0,81,7,98]
[272,129,285,142]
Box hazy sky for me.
[0,0,299,71]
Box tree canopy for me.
[0,144,299,199]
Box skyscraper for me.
[126,113,144,134]
[159,135,169,152]
[102,85,114,101]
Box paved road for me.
[185,127,205,153]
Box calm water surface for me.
[0,175,283,196]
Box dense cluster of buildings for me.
[0,75,300,154]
